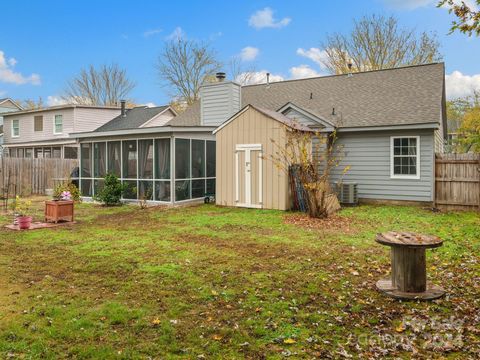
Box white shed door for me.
[235,144,263,208]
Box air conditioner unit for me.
[336,182,358,205]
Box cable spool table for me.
[375,231,445,300]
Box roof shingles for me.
[94,106,168,132]
[168,63,445,128]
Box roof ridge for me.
[242,62,444,88]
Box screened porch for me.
[78,136,216,204]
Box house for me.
[72,104,216,204]
[174,63,447,209]
[2,103,122,159]
[0,98,23,153]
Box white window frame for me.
[11,119,20,138]
[53,114,63,135]
[390,136,420,180]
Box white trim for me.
[73,126,216,139]
[235,144,263,209]
[235,151,239,202]
[390,135,421,180]
[236,143,262,151]
[258,151,263,205]
[339,123,439,133]
[53,114,63,135]
[245,149,251,206]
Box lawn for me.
[0,198,479,359]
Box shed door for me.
[235,144,263,208]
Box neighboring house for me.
[0,98,23,153]
[72,104,216,205]
[173,63,447,209]
[3,104,122,159]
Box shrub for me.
[54,181,81,202]
[94,173,125,206]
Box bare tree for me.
[16,97,44,110]
[270,125,349,218]
[438,0,480,36]
[228,56,257,85]
[156,39,222,105]
[321,14,442,74]
[63,64,135,106]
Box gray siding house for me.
[171,63,446,207]
[3,104,121,158]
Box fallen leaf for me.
[283,338,296,344]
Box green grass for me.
[0,197,478,358]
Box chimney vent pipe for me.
[120,100,127,117]
[216,72,226,82]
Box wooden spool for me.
[375,231,445,300]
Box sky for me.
[0,0,479,106]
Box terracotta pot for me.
[17,216,32,230]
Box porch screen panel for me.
[175,139,190,179]
[206,140,216,177]
[139,140,154,179]
[191,140,205,178]
[80,143,92,177]
[107,141,121,177]
[94,142,106,178]
[154,139,170,179]
[123,141,137,178]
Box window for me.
[52,147,62,158]
[54,115,63,134]
[12,119,19,137]
[206,141,216,177]
[64,146,78,159]
[34,116,43,132]
[391,136,420,179]
[35,148,43,158]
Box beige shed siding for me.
[73,108,120,133]
[141,109,176,127]
[216,107,289,210]
[4,108,75,144]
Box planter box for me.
[45,200,74,223]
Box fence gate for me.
[434,153,480,211]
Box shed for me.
[214,104,313,210]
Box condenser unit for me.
[336,182,358,205]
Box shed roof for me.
[168,63,445,129]
[94,105,170,132]
[213,104,315,134]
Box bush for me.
[54,181,81,202]
[94,173,125,206]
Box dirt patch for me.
[284,212,360,234]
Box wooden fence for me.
[0,158,78,196]
[435,153,480,211]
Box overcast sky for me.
[0,0,479,106]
